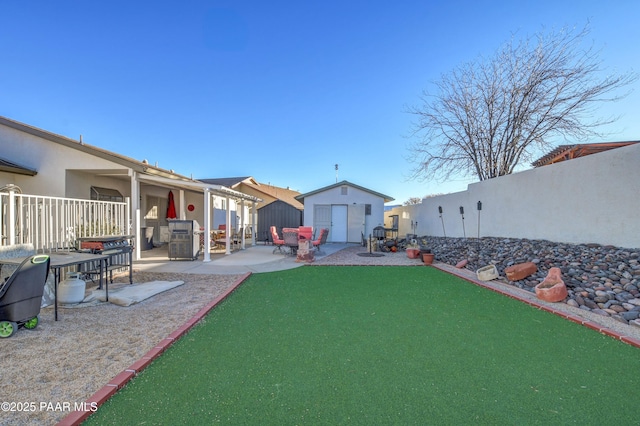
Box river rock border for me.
[423,236,640,327]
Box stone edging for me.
[56,272,252,426]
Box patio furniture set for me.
[270,226,329,255]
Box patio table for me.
[282,230,300,255]
[0,251,108,321]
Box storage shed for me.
[258,199,303,244]
[295,180,394,243]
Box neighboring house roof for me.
[200,177,303,209]
[532,141,639,167]
[295,180,395,203]
[199,177,255,188]
[0,157,37,176]
[244,181,303,210]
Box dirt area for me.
[2,272,242,426]
[2,245,639,425]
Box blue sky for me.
[2,1,639,204]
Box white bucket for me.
[58,272,86,304]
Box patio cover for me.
[135,174,261,261]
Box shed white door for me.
[330,205,348,242]
[313,205,332,238]
[347,204,365,243]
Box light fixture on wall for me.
[477,201,482,252]
[459,206,466,238]
[438,206,446,238]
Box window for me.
[365,204,371,215]
[341,186,348,195]
[90,186,123,202]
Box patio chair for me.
[231,227,244,250]
[270,226,286,254]
[0,254,50,338]
[312,228,329,254]
[298,226,313,241]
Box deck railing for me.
[0,188,130,252]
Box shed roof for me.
[295,180,394,203]
[531,141,639,167]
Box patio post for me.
[225,196,231,255]
[203,188,211,262]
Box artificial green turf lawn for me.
[85,266,640,425]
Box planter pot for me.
[406,248,421,259]
[535,267,568,302]
[422,253,435,264]
[476,265,499,281]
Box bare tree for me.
[407,25,638,182]
[403,197,423,206]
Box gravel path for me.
[3,245,639,425]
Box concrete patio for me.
[133,242,352,275]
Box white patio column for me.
[130,171,141,261]
[203,188,211,262]
[179,190,186,220]
[225,196,231,255]
[251,201,257,246]
[8,188,16,245]
[239,198,246,249]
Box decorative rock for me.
[418,235,640,323]
[505,262,537,281]
[455,259,468,269]
[622,311,640,321]
[535,267,568,303]
[566,299,579,308]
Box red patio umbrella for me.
[166,190,177,219]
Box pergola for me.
[134,174,261,262]
[531,141,639,167]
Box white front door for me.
[330,205,348,242]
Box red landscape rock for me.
[504,262,537,281]
[455,259,468,268]
[535,267,568,303]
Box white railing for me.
[0,188,130,252]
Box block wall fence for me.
[386,142,640,249]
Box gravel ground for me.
[3,244,638,425]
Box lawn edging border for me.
[432,264,640,350]
[57,272,252,426]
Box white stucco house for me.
[295,180,394,243]
[0,116,260,261]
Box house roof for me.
[243,181,303,210]
[0,157,37,176]
[0,115,259,202]
[295,180,395,203]
[199,177,254,188]
[200,177,304,209]
[531,141,639,167]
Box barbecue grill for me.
[168,220,201,260]
[77,235,133,285]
